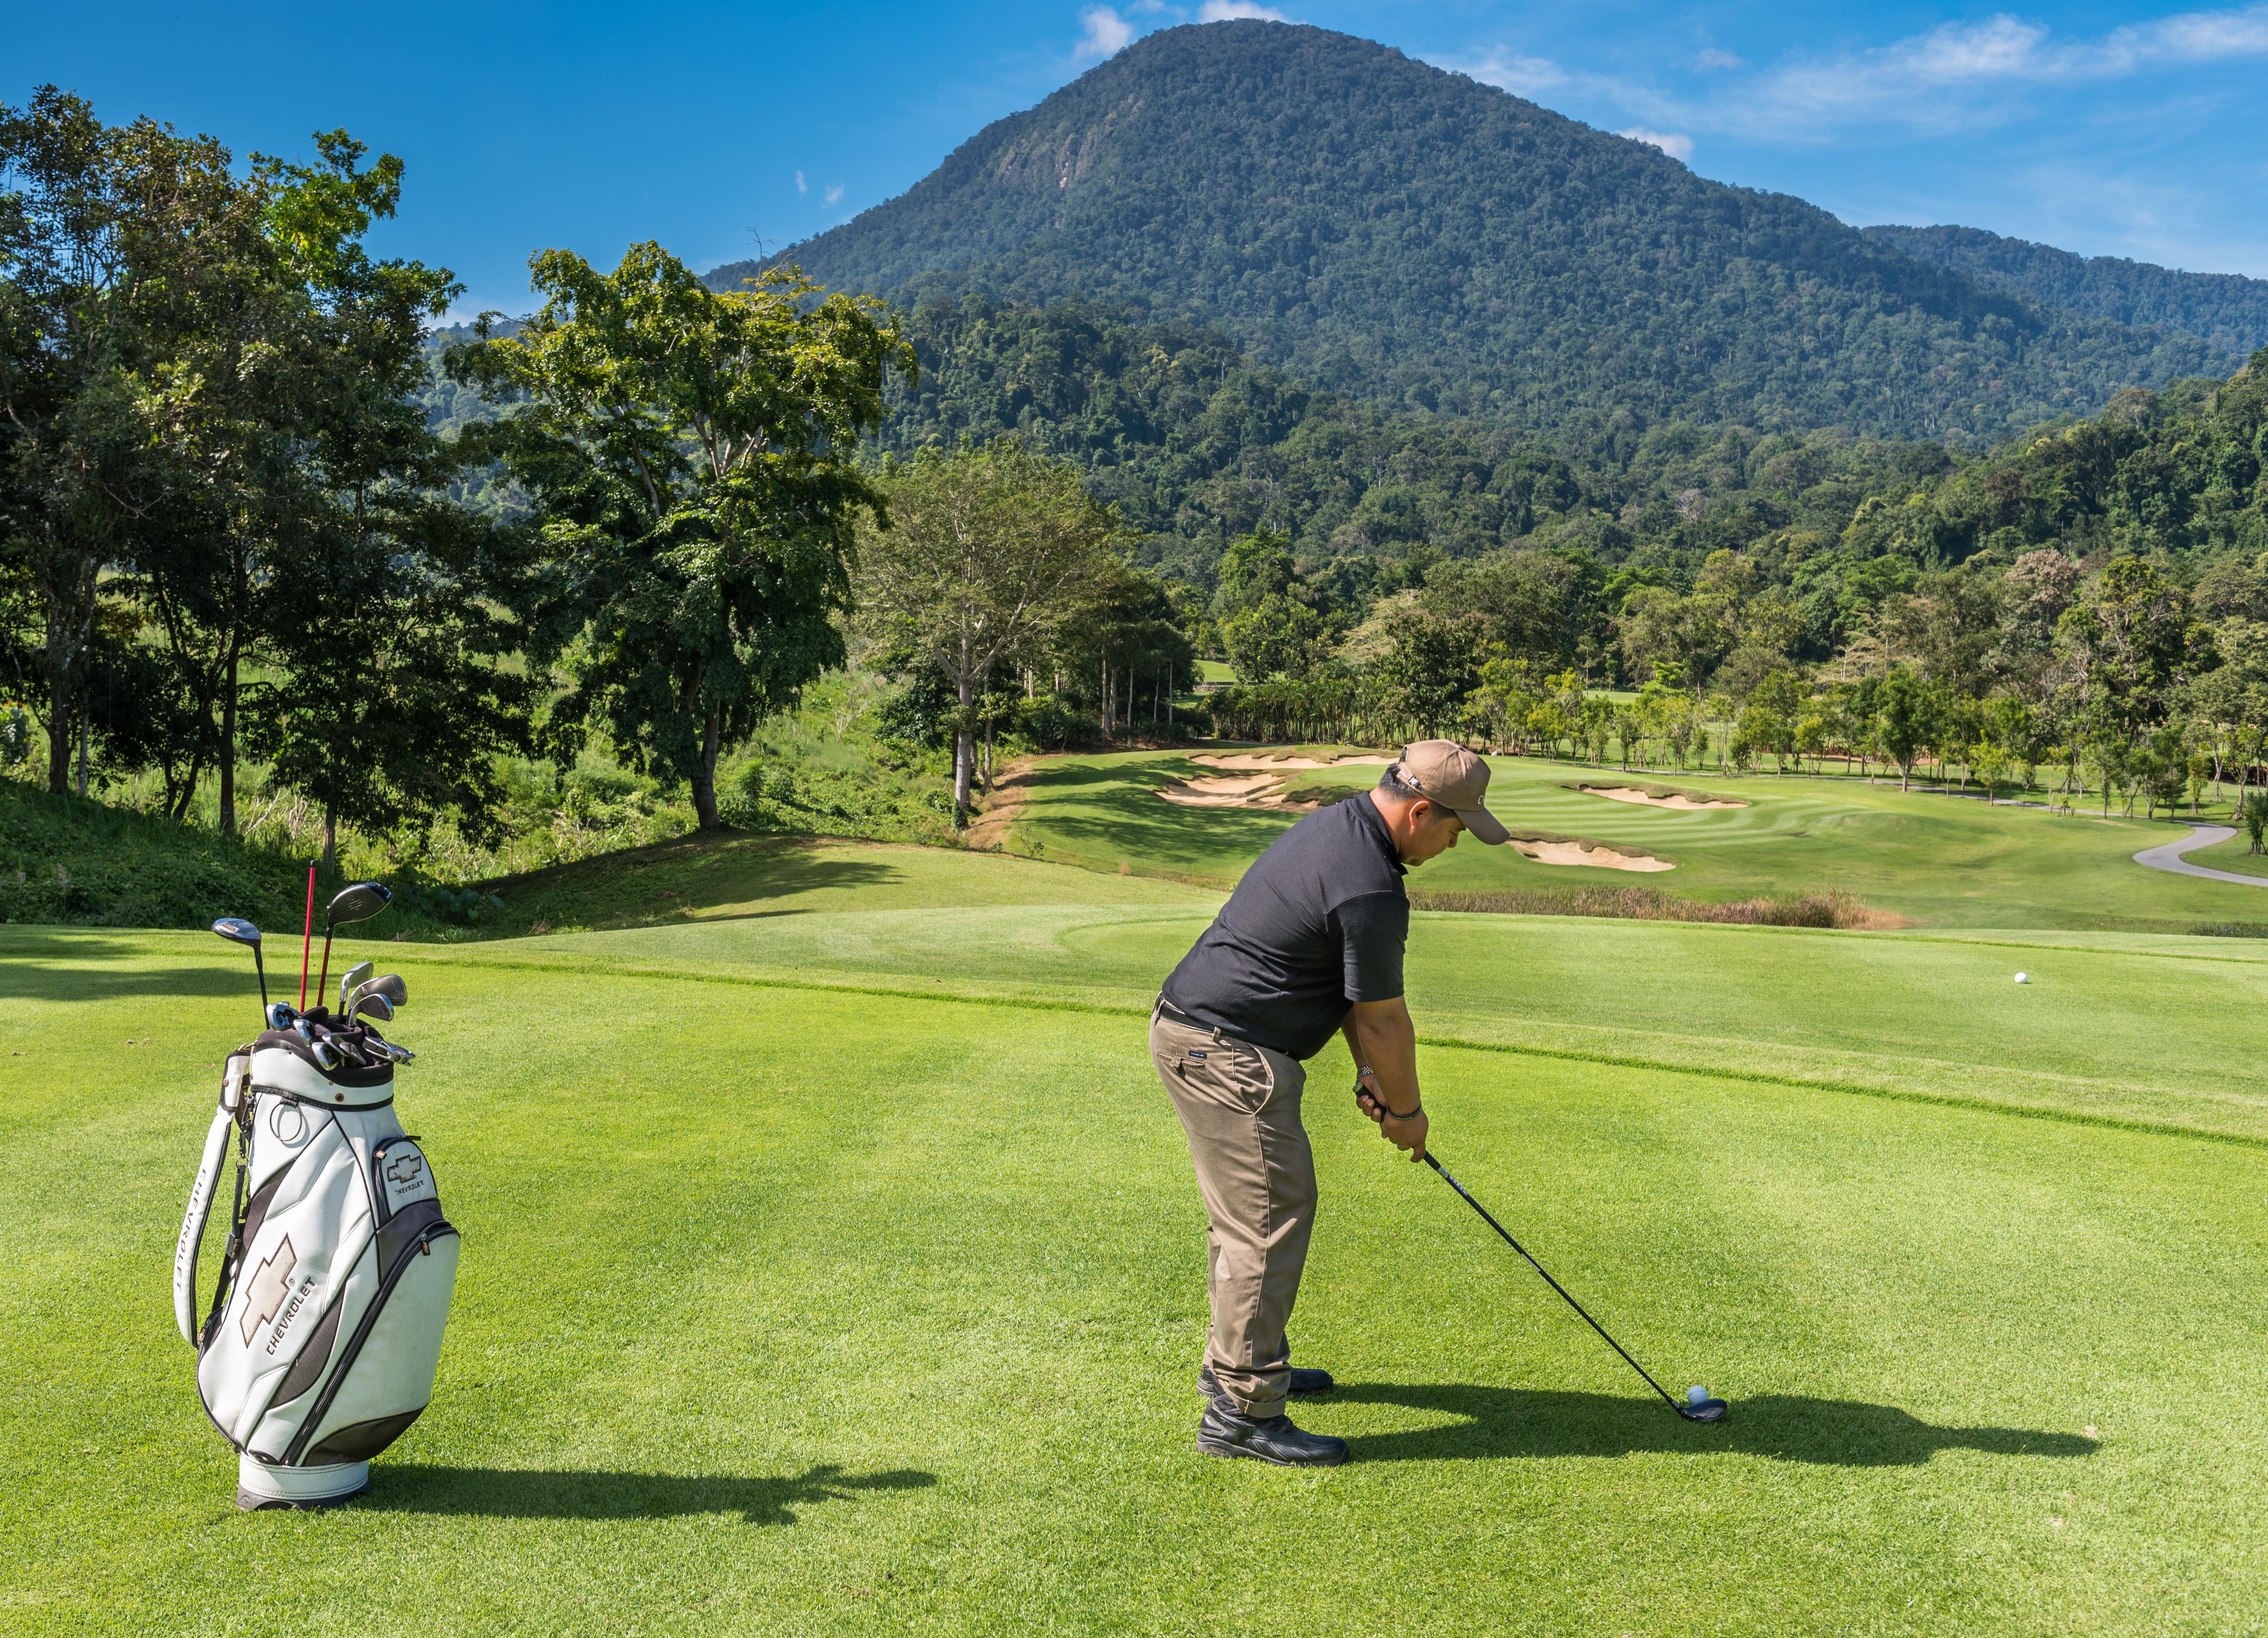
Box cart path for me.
[2133,825,2268,887]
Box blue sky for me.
[10,1,2266,317]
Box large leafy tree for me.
[250,135,535,861]
[858,440,1118,820]
[454,248,908,829]
[0,88,270,799]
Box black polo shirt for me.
[1161,792,1409,1060]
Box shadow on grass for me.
[0,943,250,1003]
[1335,1385,2096,1466]
[360,1461,937,1523]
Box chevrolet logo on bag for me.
[240,1237,297,1347]
[385,1152,425,1192]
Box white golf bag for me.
[175,1033,460,1509]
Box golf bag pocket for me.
[290,1223,459,1463]
[200,1112,375,1449]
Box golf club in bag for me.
[179,915,461,1510]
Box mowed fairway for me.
[1003,749,2268,930]
[6,843,2268,1635]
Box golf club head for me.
[324,881,392,931]
[1678,1398,1729,1423]
[266,1003,300,1031]
[211,917,262,949]
[352,993,395,1024]
[309,1039,343,1072]
[365,973,407,1008]
[339,960,374,1014]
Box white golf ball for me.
[1688,1385,1708,1405]
[2015,972,2029,984]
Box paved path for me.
[2133,824,2268,887]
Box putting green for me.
[1002,750,2266,931]
[5,862,2268,1631]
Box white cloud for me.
[1741,5,2268,133]
[1442,47,1568,97]
[1618,127,1694,162]
[794,170,807,195]
[1693,48,1742,71]
[1075,5,1134,58]
[1199,1,1287,19]
[824,183,844,206]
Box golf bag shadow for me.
[175,1032,459,1510]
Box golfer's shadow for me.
[361,1462,936,1523]
[1336,1385,2097,1467]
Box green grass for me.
[1003,749,2268,930]
[8,836,2268,1632]
[2180,830,2268,881]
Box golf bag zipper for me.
[279,1213,458,1466]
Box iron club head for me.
[349,973,407,1010]
[338,960,374,1017]
[351,993,395,1024]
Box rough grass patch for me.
[1411,884,1906,929]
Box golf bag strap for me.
[173,1104,236,1348]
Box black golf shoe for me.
[1198,1363,1335,1401]
[1195,1402,1349,1467]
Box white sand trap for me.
[1578,785,1746,811]
[1158,774,1288,807]
[1192,753,1394,772]
[1512,838,1677,872]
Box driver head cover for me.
[1396,740,1510,845]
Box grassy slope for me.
[5,894,2268,1633]
[1004,749,2268,930]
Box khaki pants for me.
[1150,1002,1316,1419]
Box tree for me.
[1214,528,1327,682]
[1371,601,1482,741]
[0,88,273,799]
[859,441,1119,822]
[1877,667,1931,791]
[456,248,905,829]
[2243,791,2268,856]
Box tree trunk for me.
[982,715,996,797]
[692,712,723,830]
[953,672,975,824]
[322,806,338,868]
[219,648,239,837]
[47,672,71,796]
[75,700,88,799]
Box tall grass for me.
[1409,885,1905,930]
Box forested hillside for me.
[1863,225,2268,358]
[713,21,2225,445]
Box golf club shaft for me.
[299,865,315,1008]
[1425,1153,1683,1413]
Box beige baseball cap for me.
[1397,740,1510,844]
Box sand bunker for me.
[1573,784,1746,811]
[1510,838,1677,872]
[1158,774,1290,807]
[1192,753,1393,772]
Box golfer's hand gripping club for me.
[1353,1070,1429,1161]
[1344,998,1428,1162]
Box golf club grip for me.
[1425,1152,1682,1412]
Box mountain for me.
[1861,224,2268,358]
[711,21,2226,445]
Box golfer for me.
[1150,740,1510,1465]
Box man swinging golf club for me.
[1151,740,1509,1465]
